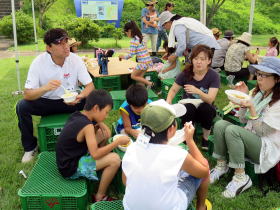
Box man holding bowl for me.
[16,28,94,163]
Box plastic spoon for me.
[61,85,70,94]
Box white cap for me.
[150,99,186,118]
[159,11,176,26]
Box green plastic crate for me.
[91,200,124,210]
[224,114,246,127]
[18,152,88,210]
[247,80,257,90]
[161,78,183,104]
[144,71,160,87]
[245,161,259,185]
[94,76,121,91]
[38,114,70,152]
[110,89,159,110]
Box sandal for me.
[92,195,117,203]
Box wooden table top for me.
[86,57,139,78]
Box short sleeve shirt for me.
[141,8,158,34]
[175,69,220,99]
[224,43,249,72]
[25,52,92,99]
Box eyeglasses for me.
[52,36,69,45]
[255,71,274,78]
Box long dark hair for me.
[165,2,174,11]
[170,14,182,21]
[253,74,280,106]
[124,21,143,43]
[269,37,279,56]
[184,45,213,81]
[163,40,175,56]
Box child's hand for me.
[184,121,195,143]
[116,136,130,146]
[119,55,125,60]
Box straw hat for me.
[236,32,252,45]
[146,0,158,6]
[68,38,81,47]
[212,28,222,36]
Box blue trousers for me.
[156,29,168,52]
[16,98,85,152]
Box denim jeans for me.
[156,29,168,52]
[16,97,85,151]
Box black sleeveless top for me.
[56,111,93,177]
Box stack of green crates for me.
[91,200,124,210]
[245,161,259,185]
[18,152,88,210]
[38,113,70,152]
[94,76,122,91]
[110,89,159,110]
[161,78,183,104]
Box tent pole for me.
[11,0,23,95]
[248,0,255,34]
[31,0,38,52]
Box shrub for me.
[100,23,116,38]
[0,11,34,44]
[64,17,100,46]
[112,27,124,47]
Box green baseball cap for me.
[141,99,186,133]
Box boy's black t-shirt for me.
[56,111,93,177]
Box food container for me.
[113,134,133,152]
[61,92,78,103]
[225,90,250,104]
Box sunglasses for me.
[52,36,69,45]
[255,71,273,78]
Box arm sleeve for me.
[209,71,220,88]
[25,59,40,89]
[124,39,138,59]
[141,8,147,18]
[174,25,187,57]
[175,71,185,87]
[77,57,92,85]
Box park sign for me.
[81,0,118,20]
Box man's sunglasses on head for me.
[52,36,69,45]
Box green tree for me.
[112,28,124,47]
[35,0,58,28]
[65,17,101,46]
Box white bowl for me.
[225,90,250,104]
[61,92,78,103]
[112,134,133,152]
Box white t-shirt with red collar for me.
[25,52,92,100]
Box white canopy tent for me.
[199,0,256,34]
[11,0,38,94]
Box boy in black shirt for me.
[56,89,130,201]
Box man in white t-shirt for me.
[122,99,211,210]
[16,28,94,163]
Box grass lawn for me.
[8,34,280,52]
[0,56,279,209]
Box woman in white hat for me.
[210,56,280,198]
[224,32,258,80]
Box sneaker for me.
[21,146,38,163]
[210,166,229,184]
[222,174,252,198]
[201,138,209,151]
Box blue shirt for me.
[141,8,158,34]
[174,24,221,57]
[116,99,152,133]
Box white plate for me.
[225,90,250,104]
[112,134,133,152]
[178,99,203,108]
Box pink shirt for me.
[265,47,278,56]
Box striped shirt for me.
[124,36,152,65]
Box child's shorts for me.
[70,154,98,181]
[178,172,202,206]
[135,62,153,71]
